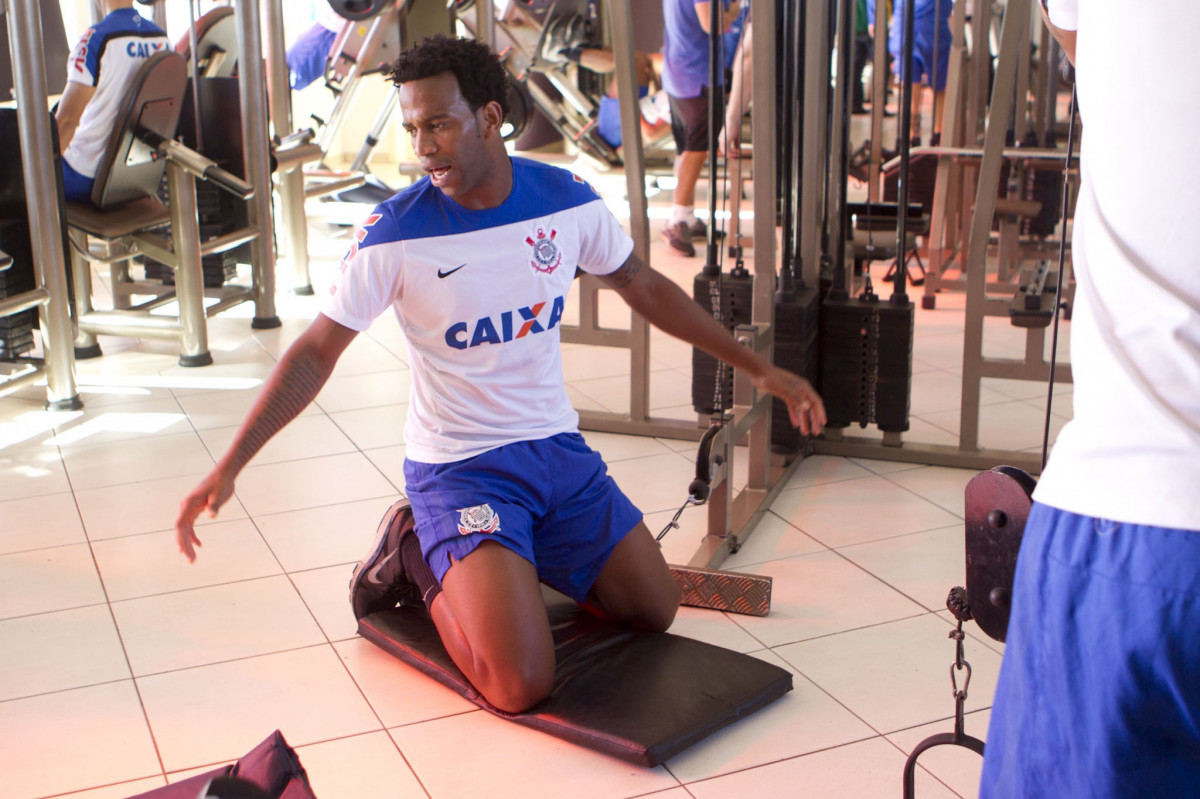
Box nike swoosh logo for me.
[437,263,467,279]
[365,547,398,585]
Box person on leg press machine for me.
[55,0,169,204]
[175,34,825,715]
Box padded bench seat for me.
[358,589,793,767]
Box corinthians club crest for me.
[525,227,562,274]
[457,504,501,536]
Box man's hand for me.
[176,469,235,563]
[754,366,828,436]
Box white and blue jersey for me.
[63,8,168,179]
[321,157,634,464]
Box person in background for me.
[659,0,740,257]
[55,0,169,203]
[285,5,346,91]
[869,0,952,144]
[541,43,669,152]
[980,1,1200,796]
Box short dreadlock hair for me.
[387,34,512,120]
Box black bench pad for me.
[357,593,793,767]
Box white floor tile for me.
[137,645,382,773]
[603,451,696,516]
[780,453,876,487]
[888,708,992,799]
[389,711,681,799]
[920,398,1069,454]
[75,473,248,541]
[294,731,427,799]
[327,404,408,450]
[884,464,978,518]
[723,550,926,648]
[770,474,962,548]
[0,542,107,620]
[665,605,768,653]
[0,680,160,799]
[775,613,1003,735]
[198,413,358,467]
[52,777,168,799]
[0,447,73,502]
[719,511,827,570]
[175,387,314,432]
[41,398,191,449]
[361,443,408,495]
[60,430,215,491]
[0,604,129,701]
[0,490,86,555]
[335,637,478,727]
[329,334,407,377]
[232,452,398,517]
[290,564,361,642]
[315,368,412,414]
[838,525,967,612]
[253,497,394,573]
[684,736,960,799]
[91,521,283,602]
[581,429,678,463]
[111,575,326,675]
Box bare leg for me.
[586,522,681,632]
[430,541,555,713]
[673,149,707,209]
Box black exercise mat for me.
[358,592,792,767]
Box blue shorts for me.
[402,433,643,604]
[890,10,952,91]
[61,159,94,203]
[981,504,1200,797]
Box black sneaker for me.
[687,219,726,241]
[349,499,423,620]
[661,221,696,256]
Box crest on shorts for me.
[457,504,501,535]
[525,227,562,274]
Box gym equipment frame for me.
[0,0,80,409]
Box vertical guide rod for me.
[263,0,314,295]
[607,0,651,422]
[959,0,1031,452]
[6,0,81,409]
[234,0,280,328]
[892,0,916,301]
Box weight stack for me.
[144,182,240,288]
[691,269,754,414]
[818,292,914,433]
[1021,166,1063,238]
[770,285,820,454]
[0,218,37,359]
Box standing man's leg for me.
[664,91,718,256]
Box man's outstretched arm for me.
[599,254,827,435]
[175,313,358,561]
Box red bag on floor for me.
[126,730,316,799]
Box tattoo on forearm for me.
[231,351,328,470]
[604,256,643,290]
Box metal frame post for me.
[234,0,280,328]
[5,0,81,409]
[263,0,313,295]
